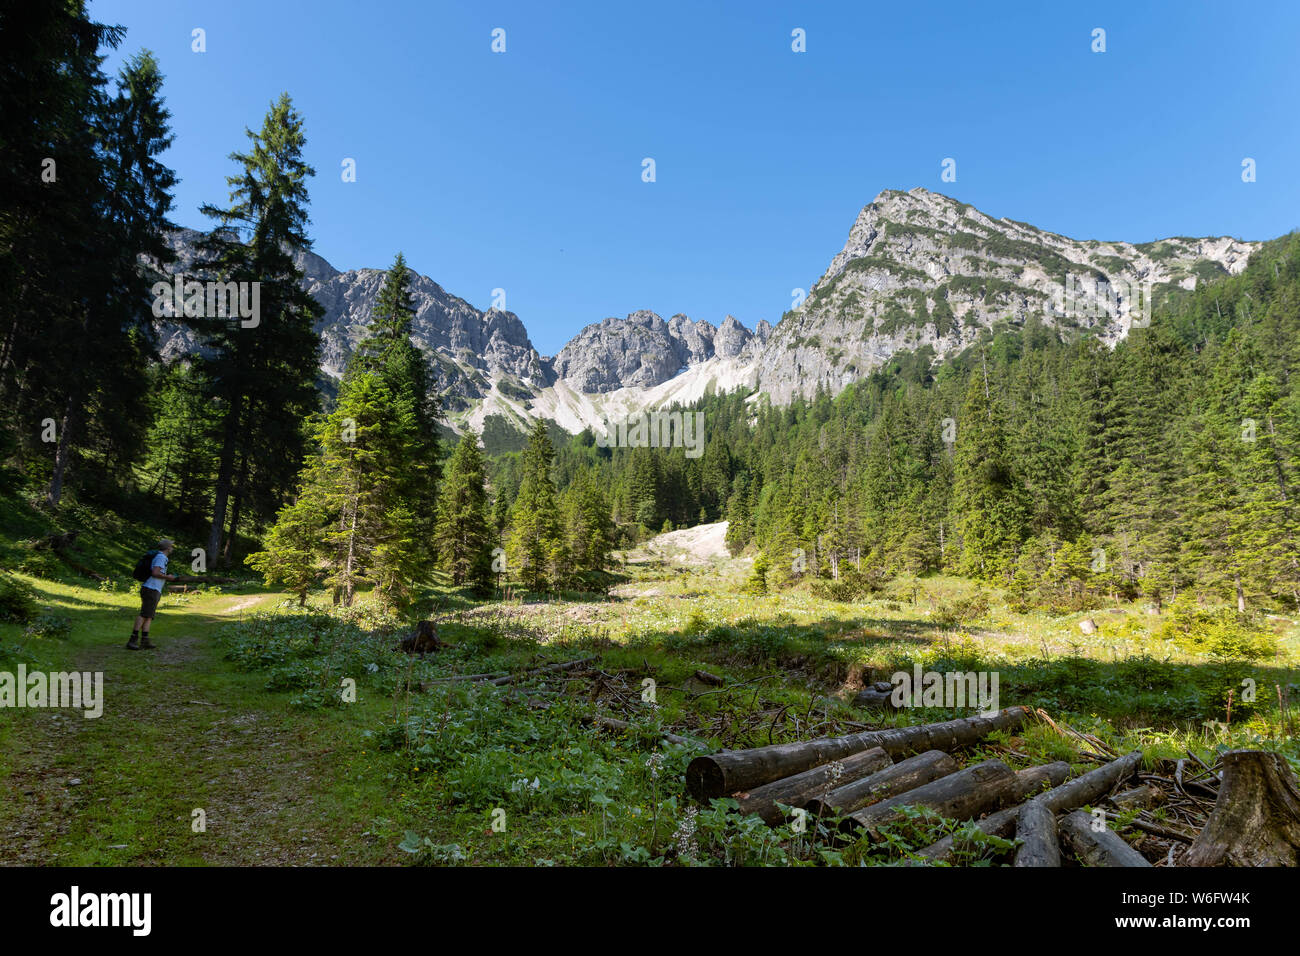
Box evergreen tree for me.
[563,469,614,578]
[198,93,323,564]
[350,252,440,570]
[434,432,494,593]
[951,365,1027,579]
[507,420,562,590]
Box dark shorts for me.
[139,586,161,619]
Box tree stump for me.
[1184,750,1300,867]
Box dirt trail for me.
[0,597,370,865]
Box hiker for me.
[129,539,178,650]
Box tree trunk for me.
[733,747,892,826]
[848,759,1019,837]
[1014,800,1060,867]
[208,402,241,560]
[1184,750,1300,867]
[46,393,83,507]
[343,490,358,607]
[1060,810,1151,867]
[913,751,1142,864]
[806,750,958,820]
[223,444,250,565]
[686,707,1030,802]
[1236,573,1246,614]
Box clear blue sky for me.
[90,0,1300,356]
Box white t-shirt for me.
[145,551,169,592]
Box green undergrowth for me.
[216,600,1299,866]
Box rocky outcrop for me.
[751,188,1258,403]
[551,309,761,393]
[155,230,552,410]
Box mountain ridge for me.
[156,188,1260,432]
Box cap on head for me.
[156,538,175,553]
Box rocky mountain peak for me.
[754,188,1259,403]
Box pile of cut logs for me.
[686,706,1300,866]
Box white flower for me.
[645,752,664,779]
[674,806,700,860]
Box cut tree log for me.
[1014,800,1060,867]
[733,747,892,825]
[1184,749,1300,867]
[686,706,1031,801]
[1108,784,1164,811]
[1060,810,1151,867]
[1012,761,1070,799]
[847,759,1019,837]
[913,750,1142,864]
[806,750,958,820]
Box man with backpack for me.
[129,539,177,650]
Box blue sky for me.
[91,0,1300,355]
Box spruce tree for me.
[198,93,323,563]
[951,366,1027,580]
[507,420,562,591]
[434,432,494,593]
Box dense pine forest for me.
[532,234,1300,616]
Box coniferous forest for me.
[1,0,1298,903]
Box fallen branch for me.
[579,713,698,749]
[488,656,598,687]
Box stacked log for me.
[685,706,1031,802]
[733,747,892,825]
[683,706,1293,866]
[847,758,1020,836]
[685,706,1205,866]
[916,750,1144,864]
[805,750,959,820]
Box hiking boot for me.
[126,638,140,650]
[139,636,157,650]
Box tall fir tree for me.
[198,93,323,564]
[508,419,563,591]
[434,432,494,593]
[951,363,1027,580]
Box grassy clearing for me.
[2,491,1297,866]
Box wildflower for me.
[645,752,664,779]
[825,760,845,789]
[674,805,699,861]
